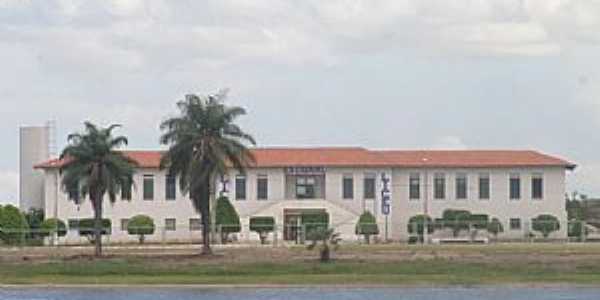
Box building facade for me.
[35,147,575,244]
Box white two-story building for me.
[35,147,575,244]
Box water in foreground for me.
[0,287,599,300]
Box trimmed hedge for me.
[215,196,241,243]
[127,215,155,244]
[532,214,560,238]
[249,216,275,244]
[40,218,67,237]
[355,211,379,244]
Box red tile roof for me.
[34,148,576,170]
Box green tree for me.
[302,212,329,241]
[306,228,341,263]
[24,208,45,240]
[355,211,379,244]
[40,218,67,238]
[531,214,560,238]
[249,216,275,245]
[59,122,136,257]
[487,217,504,239]
[407,214,434,243]
[441,209,472,237]
[127,215,155,244]
[0,205,29,245]
[77,218,111,244]
[215,196,240,244]
[160,90,256,255]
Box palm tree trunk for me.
[93,191,103,257]
[200,177,212,255]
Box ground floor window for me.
[510,218,521,230]
[165,218,176,231]
[120,219,129,231]
[189,218,202,231]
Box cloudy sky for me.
[1,0,599,205]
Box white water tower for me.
[19,122,54,211]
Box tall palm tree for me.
[160,90,255,255]
[60,122,136,257]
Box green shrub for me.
[0,205,29,245]
[24,208,44,237]
[127,215,155,244]
[249,216,275,244]
[469,214,489,230]
[76,218,111,244]
[407,215,433,243]
[302,212,329,240]
[215,196,240,244]
[40,218,67,238]
[487,217,504,238]
[531,214,560,238]
[441,209,472,237]
[355,211,379,244]
[568,220,587,240]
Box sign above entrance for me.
[285,166,326,175]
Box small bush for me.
[302,212,329,240]
[355,211,379,244]
[469,214,489,230]
[0,205,29,245]
[250,216,275,244]
[441,209,472,237]
[76,218,111,244]
[215,196,241,244]
[531,214,560,238]
[127,215,155,244]
[487,217,504,238]
[407,214,434,243]
[40,218,67,238]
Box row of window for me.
[408,173,543,200]
[68,173,544,202]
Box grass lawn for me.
[1,243,600,285]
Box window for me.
[121,178,132,200]
[296,176,316,199]
[479,174,490,200]
[120,219,129,231]
[235,175,246,200]
[532,174,543,199]
[455,173,467,200]
[509,174,521,200]
[143,175,154,200]
[165,218,176,231]
[165,175,176,200]
[257,175,268,200]
[409,173,420,200]
[434,173,446,199]
[342,175,354,199]
[364,174,376,199]
[510,218,521,230]
[189,218,202,231]
[67,181,79,202]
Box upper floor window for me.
[165,175,176,200]
[235,175,246,200]
[257,175,268,200]
[342,175,354,200]
[434,173,446,199]
[143,175,154,200]
[296,176,316,199]
[455,173,468,200]
[363,174,376,199]
[478,173,490,200]
[532,174,543,199]
[509,174,521,200]
[409,173,420,200]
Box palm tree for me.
[307,228,342,263]
[60,122,136,257]
[160,90,256,255]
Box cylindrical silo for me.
[19,126,50,211]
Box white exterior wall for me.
[42,165,568,244]
[19,126,49,211]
